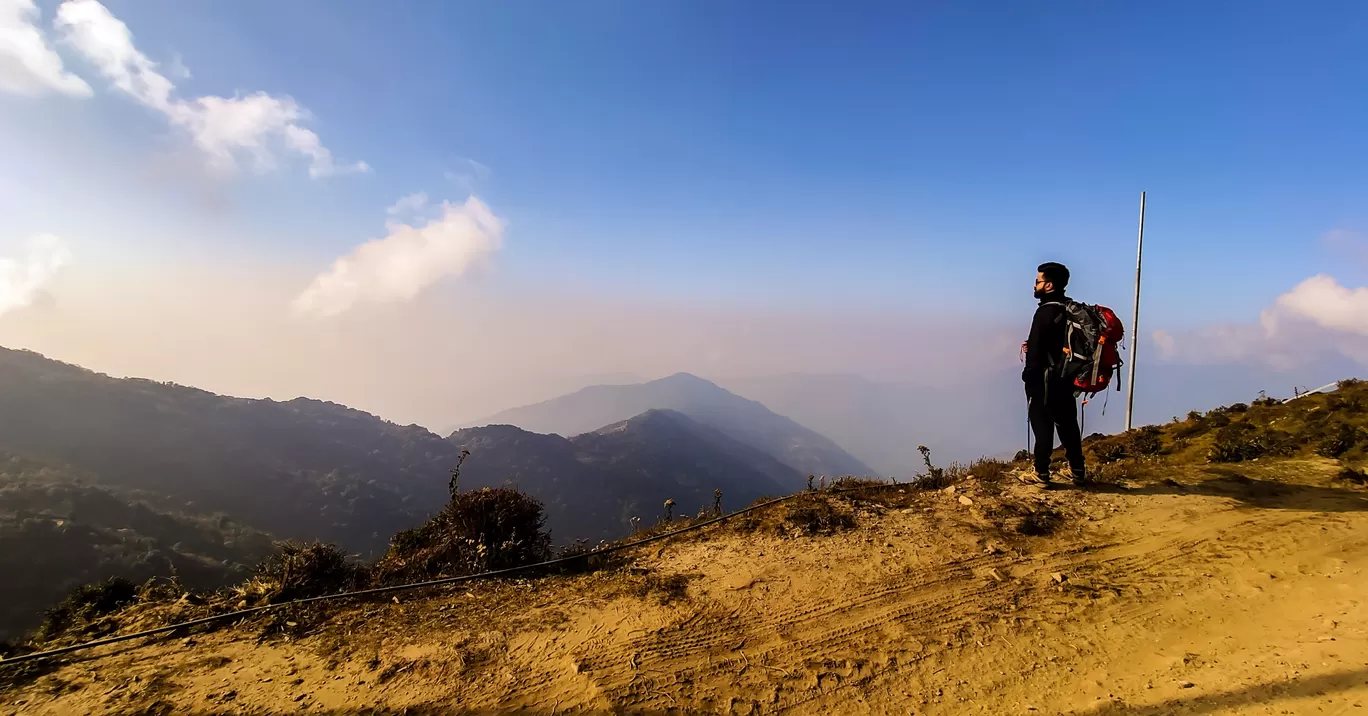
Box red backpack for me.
[1047,300,1126,397]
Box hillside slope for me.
[7,383,1368,714]
[467,372,875,482]
[0,347,459,555]
[0,452,276,642]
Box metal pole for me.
[1124,191,1145,431]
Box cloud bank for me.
[44,0,365,177]
[0,0,91,96]
[292,195,505,318]
[0,233,71,317]
[1154,273,1368,369]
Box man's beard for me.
[1034,288,1050,299]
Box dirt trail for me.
[5,458,1368,715]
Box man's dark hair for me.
[1038,262,1070,291]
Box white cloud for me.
[385,190,426,221]
[1270,274,1368,337]
[292,196,505,318]
[0,0,91,96]
[53,0,365,178]
[0,233,71,316]
[1156,273,1368,368]
[1152,329,1176,359]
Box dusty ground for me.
[4,457,1368,715]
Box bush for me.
[1208,423,1296,463]
[1016,506,1065,536]
[1316,422,1364,458]
[1228,403,1249,413]
[1338,466,1367,484]
[968,457,1012,483]
[240,542,365,604]
[1209,423,1258,463]
[1173,411,1210,439]
[1125,426,1164,456]
[1013,449,1031,463]
[783,493,856,535]
[1089,438,1127,464]
[374,487,553,584]
[35,577,138,641]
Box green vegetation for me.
[0,453,275,641]
[1062,380,1368,476]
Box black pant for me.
[1027,381,1085,479]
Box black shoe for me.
[1070,472,1092,487]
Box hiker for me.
[1022,261,1087,486]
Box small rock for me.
[943,486,956,495]
[987,568,1004,582]
[1179,681,1195,689]
[958,495,973,506]
[294,694,307,702]
[1051,572,1066,584]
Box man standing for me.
[1022,262,1087,486]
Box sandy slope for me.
[5,458,1368,715]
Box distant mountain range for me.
[0,348,833,637]
[449,409,796,541]
[465,372,876,480]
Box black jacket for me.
[1023,292,1069,392]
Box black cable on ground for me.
[0,480,910,667]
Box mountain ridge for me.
[463,372,876,481]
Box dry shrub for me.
[1013,449,1032,464]
[831,476,890,491]
[968,457,1012,484]
[1209,422,1297,463]
[1125,426,1164,456]
[373,486,552,584]
[628,571,693,605]
[33,577,138,641]
[1089,437,1127,464]
[1315,421,1364,458]
[784,493,856,535]
[1172,411,1209,439]
[732,492,855,537]
[1337,466,1367,485]
[236,541,366,605]
[1015,506,1065,536]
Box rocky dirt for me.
[4,457,1367,715]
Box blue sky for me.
[7,1,1366,312]
[2,0,1367,425]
